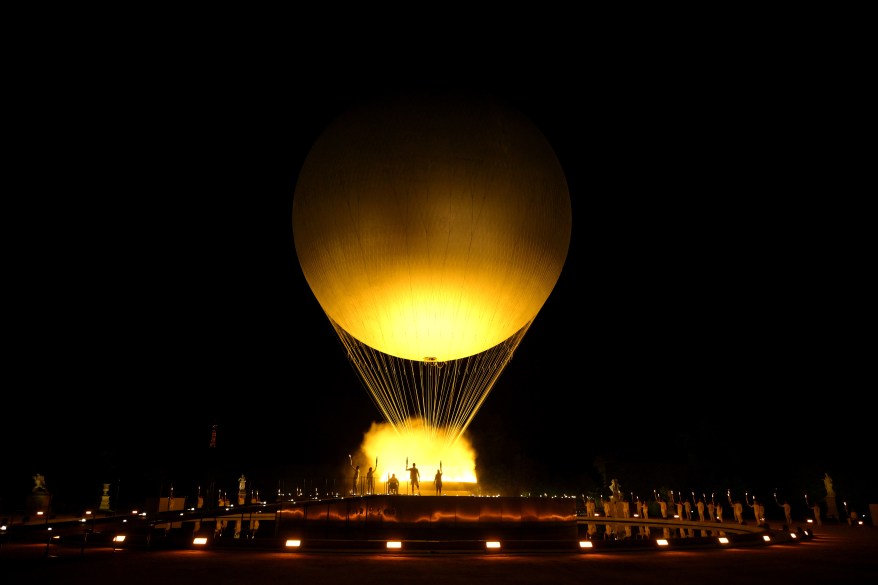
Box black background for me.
[4,28,872,520]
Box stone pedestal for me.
[26,492,52,515]
[825,495,841,519]
[100,483,112,511]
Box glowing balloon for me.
[294,92,571,362]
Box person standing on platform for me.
[350,461,360,496]
[657,496,668,519]
[406,462,420,495]
[733,500,744,524]
[388,473,400,495]
[434,468,443,495]
[366,466,376,495]
[778,499,793,528]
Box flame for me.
[356,418,477,483]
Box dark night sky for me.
[5,35,872,518]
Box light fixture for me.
[386,541,402,549]
[193,537,208,545]
[486,541,501,549]
[579,541,593,549]
[656,539,669,546]
[285,539,301,548]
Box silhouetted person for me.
[388,473,400,495]
[778,500,792,528]
[657,497,668,519]
[746,498,763,526]
[733,500,744,524]
[351,464,360,495]
[434,469,443,495]
[696,498,705,521]
[602,497,613,518]
[406,462,420,495]
[366,466,376,494]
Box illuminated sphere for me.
[293,91,571,362]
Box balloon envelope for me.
[293,92,571,362]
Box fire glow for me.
[357,418,477,484]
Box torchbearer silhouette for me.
[406,460,420,495]
[434,461,443,495]
[366,458,377,495]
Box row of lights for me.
[183,531,812,551]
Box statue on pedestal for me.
[238,474,247,505]
[100,483,112,511]
[823,473,834,497]
[609,479,621,501]
[27,473,52,515]
[32,473,48,492]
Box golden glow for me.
[285,539,302,548]
[579,541,593,548]
[339,323,526,447]
[656,539,669,546]
[718,537,730,544]
[386,541,402,549]
[357,418,477,483]
[486,541,501,549]
[193,537,208,545]
[294,93,570,363]
[762,535,771,542]
[113,535,126,543]
[294,93,571,449]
